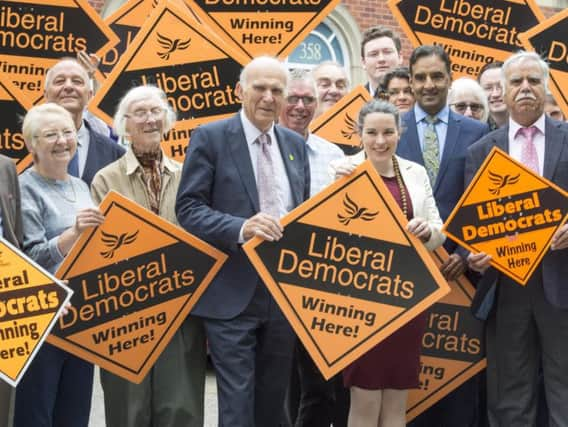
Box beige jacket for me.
[90,147,181,225]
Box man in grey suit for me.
[0,154,22,427]
[468,51,568,426]
[176,56,310,427]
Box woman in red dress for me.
[331,100,445,427]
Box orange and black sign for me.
[0,238,72,386]
[185,0,340,60]
[0,77,33,173]
[444,147,568,285]
[0,0,118,104]
[407,247,485,421]
[388,0,544,79]
[100,0,202,76]
[519,10,568,123]
[47,191,227,383]
[309,86,371,150]
[90,1,248,162]
[243,160,450,379]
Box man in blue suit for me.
[396,45,487,427]
[468,51,568,426]
[176,56,310,427]
[44,58,124,186]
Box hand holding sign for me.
[551,224,568,250]
[243,213,284,242]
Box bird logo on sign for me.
[488,170,520,196]
[340,113,358,140]
[157,33,191,60]
[100,230,139,259]
[337,193,378,225]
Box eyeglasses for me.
[451,102,484,114]
[126,107,165,122]
[35,129,76,143]
[287,95,316,105]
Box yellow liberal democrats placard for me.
[243,160,450,380]
[387,0,544,79]
[0,239,72,387]
[100,0,203,76]
[519,9,568,123]
[90,1,248,163]
[0,0,118,104]
[0,77,33,173]
[444,147,568,285]
[185,0,341,60]
[47,191,227,384]
[309,86,371,150]
[407,247,485,422]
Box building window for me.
[287,22,346,69]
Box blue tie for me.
[68,152,79,177]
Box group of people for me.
[0,23,567,427]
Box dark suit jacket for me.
[81,120,125,187]
[0,154,22,247]
[467,117,568,318]
[397,109,488,252]
[176,113,310,319]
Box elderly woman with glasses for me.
[14,103,105,427]
[90,85,206,427]
[447,77,489,123]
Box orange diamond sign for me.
[309,86,371,149]
[47,191,227,383]
[243,160,450,379]
[0,239,72,386]
[444,147,568,285]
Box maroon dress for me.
[343,175,428,390]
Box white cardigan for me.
[329,151,445,251]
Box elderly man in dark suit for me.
[44,58,124,186]
[468,51,568,426]
[396,45,488,427]
[0,154,22,427]
[176,56,310,427]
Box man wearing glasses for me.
[279,70,347,427]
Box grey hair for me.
[113,85,177,138]
[44,58,90,91]
[288,69,318,97]
[448,77,489,122]
[239,56,289,88]
[311,61,351,88]
[357,99,400,134]
[501,51,549,91]
[22,103,75,151]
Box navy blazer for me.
[0,154,22,247]
[467,117,568,318]
[397,109,488,252]
[81,120,125,187]
[176,113,310,319]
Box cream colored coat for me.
[330,151,445,251]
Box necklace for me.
[46,177,77,203]
[391,156,409,218]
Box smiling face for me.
[479,67,507,115]
[504,58,546,126]
[361,111,400,172]
[313,64,349,114]
[125,97,166,152]
[32,112,77,177]
[279,79,317,138]
[44,60,91,127]
[410,54,451,115]
[386,77,414,113]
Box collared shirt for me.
[414,104,450,161]
[306,133,344,197]
[508,114,546,175]
[76,120,91,177]
[240,110,293,217]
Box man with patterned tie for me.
[176,56,310,427]
[467,51,568,426]
[396,45,488,427]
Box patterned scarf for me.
[133,148,162,214]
